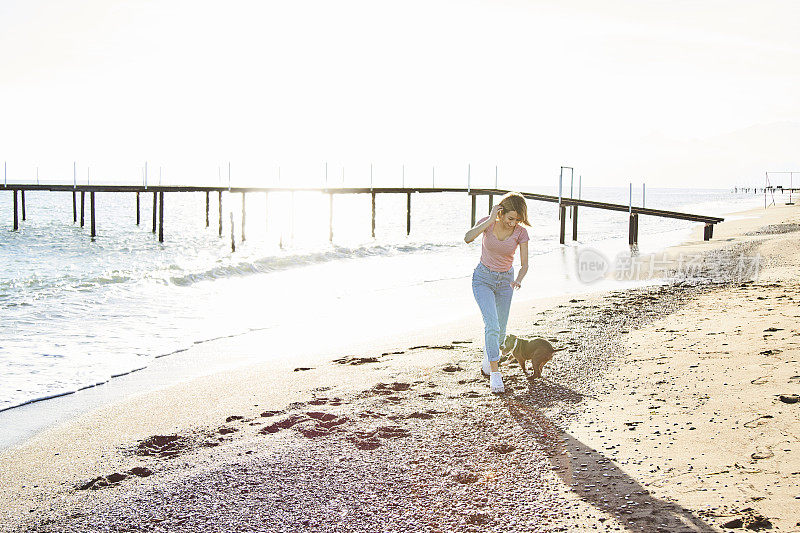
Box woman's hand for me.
[464,208,500,243]
[512,242,528,290]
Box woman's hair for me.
[496,192,530,226]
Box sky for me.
[1,0,799,189]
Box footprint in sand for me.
[77,467,153,491]
[442,364,463,372]
[260,414,309,434]
[349,425,411,450]
[293,367,314,372]
[358,410,386,419]
[778,394,799,404]
[750,447,774,461]
[722,508,774,530]
[308,396,344,406]
[383,395,402,403]
[294,412,350,438]
[743,415,774,428]
[332,356,380,365]
[134,435,192,459]
[371,382,412,395]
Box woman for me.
[464,192,529,393]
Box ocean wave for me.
[0,272,134,299]
[167,241,462,286]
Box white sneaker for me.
[490,371,505,393]
[481,356,491,377]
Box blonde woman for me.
[464,192,530,393]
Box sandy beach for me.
[2,203,799,532]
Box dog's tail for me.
[552,347,568,352]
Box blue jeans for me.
[472,262,514,363]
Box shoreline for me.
[1,202,798,532]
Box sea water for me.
[0,184,766,412]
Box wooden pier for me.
[3,183,724,248]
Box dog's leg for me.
[535,355,552,379]
[513,351,528,376]
[531,351,544,379]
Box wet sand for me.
[2,204,798,532]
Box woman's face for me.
[499,209,520,230]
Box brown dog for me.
[500,334,566,378]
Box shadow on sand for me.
[504,378,717,533]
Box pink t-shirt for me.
[477,216,529,272]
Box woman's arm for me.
[464,205,501,243]
[511,241,528,289]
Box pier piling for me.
[241,192,246,242]
[406,192,411,235]
[152,192,157,233]
[12,190,18,230]
[371,192,376,238]
[218,191,223,237]
[628,215,634,245]
[230,212,235,252]
[72,191,77,223]
[471,194,477,227]
[136,192,140,225]
[205,191,209,228]
[90,192,96,239]
[703,223,714,241]
[80,192,85,227]
[488,194,493,214]
[158,192,164,243]
[559,205,566,244]
[21,190,26,221]
[572,205,578,241]
[628,214,639,245]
